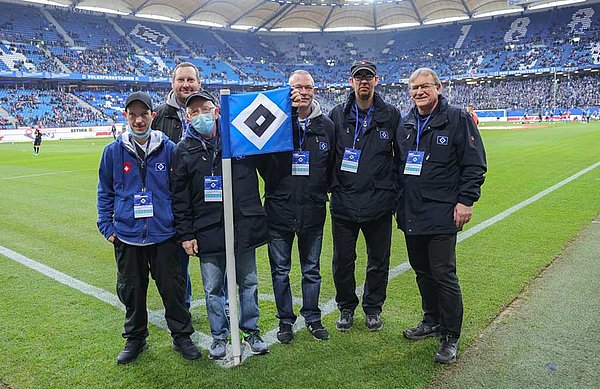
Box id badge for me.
[292,151,310,176]
[341,147,361,174]
[404,150,425,176]
[204,176,223,202]
[133,192,154,218]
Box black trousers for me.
[332,213,391,315]
[114,237,194,340]
[405,233,463,338]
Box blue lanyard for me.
[353,103,374,149]
[297,118,310,150]
[179,107,190,138]
[416,114,431,150]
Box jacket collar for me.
[405,94,449,129]
[343,91,392,123]
[119,130,165,156]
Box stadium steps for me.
[38,45,70,73]
[105,16,141,52]
[161,24,193,56]
[211,31,246,62]
[39,8,75,47]
[0,105,17,125]
[70,93,105,120]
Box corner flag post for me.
[219,88,242,366]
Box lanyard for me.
[416,114,432,151]
[297,118,310,150]
[133,138,150,191]
[179,107,190,139]
[353,102,374,149]
[199,132,221,176]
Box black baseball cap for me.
[185,90,217,107]
[124,91,153,111]
[351,60,377,77]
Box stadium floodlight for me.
[75,5,129,15]
[528,0,585,10]
[22,0,68,7]
[187,20,224,27]
[379,22,421,29]
[423,16,470,25]
[473,8,524,18]
[271,27,322,32]
[231,25,256,30]
[323,26,375,31]
[135,13,181,22]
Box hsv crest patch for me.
[319,141,328,151]
[155,162,166,172]
[379,130,389,140]
[436,135,449,145]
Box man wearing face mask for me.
[170,91,270,360]
[328,60,402,333]
[152,62,201,309]
[97,92,200,364]
[259,70,335,344]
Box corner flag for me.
[221,87,293,158]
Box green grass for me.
[0,122,599,388]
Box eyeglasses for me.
[292,85,314,91]
[353,74,375,82]
[410,83,437,92]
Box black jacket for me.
[152,99,184,143]
[328,92,401,222]
[396,95,487,235]
[170,122,268,256]
[259,102,335,233]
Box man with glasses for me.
[328,60,401,332]
[396,68,487,364]
[260,70,335,343]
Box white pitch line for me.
[1,161,598,367]
[1,169,96,180]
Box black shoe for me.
[434,335,459,364]
[365,314,383,332]
[307,321,330,340]
[277,323,294,344]
[403,321,440,340]
[116,338,148,364]
[336,309,354,331]
[172,336,201,360]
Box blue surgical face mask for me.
[191,113,215,135]
[128,125,152,139]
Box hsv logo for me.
[155,162,166,172]
[319,141,328,151]
[130,24,170,47]
[436,135,449,145]
[123,162,132,174]
[379,130,389,140]
[231,93,288,150]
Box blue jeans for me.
[199,250,260,339]
[268,228,323,325]
[177,246,192,308]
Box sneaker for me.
[336,309,354,331]
[172,336,201,360]
[209,338,228,360]
[116,338,148,364]
[365,314,383,332]
[403,321,440,340]
[434,335,459,364]
[307,321,330,340]
[277,323,294,344]
[243,331,269,355]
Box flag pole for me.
[220,89,242,366]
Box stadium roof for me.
[18,0,594,31]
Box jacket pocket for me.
[420,189,457,204]
[195,209,223,230]
[372,180,396,191]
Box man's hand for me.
[453,203,473,228]
[182,239,199,256]
[108,234,116,243]
[291,88,302,108]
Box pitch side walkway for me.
[430,215,600,388]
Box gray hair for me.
[288,69,314,85]
[408,67,442,88]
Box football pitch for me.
[1,122,599,388]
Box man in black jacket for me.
[260,70,335,343]
[328,60,401,332]
[170,91,270,360]
[396,68,487,364]
[152,62,201,308]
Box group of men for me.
[96,59,487,366]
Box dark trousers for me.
[405,233,463,338]
[268,227,324,325]
[114,237,194,340]
[332,213,391,315]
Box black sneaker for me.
[172,336,201,360]
[307,321,330,340]
[434,335,459,364]
[403,321,440,340]
[116,338,148,364]
[277,323,294,344]
[365,314,383,332]
[336,309,354,331]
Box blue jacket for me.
[97,131,176,244]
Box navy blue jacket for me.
[97,131,176,244]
